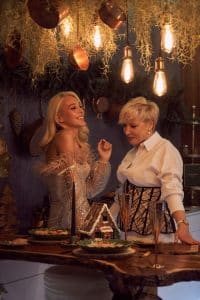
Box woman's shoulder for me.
[155,136,182,162]
[55,130,73,142]
[54,130,75,152]
[158,136,180,152]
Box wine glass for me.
[149,201,165,269]
[118,192,130,241]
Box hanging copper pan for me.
[27,0,69,29]
[69,45,89,71]
[93,97,110,115]
[99,0,126,30]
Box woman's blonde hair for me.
[119,96,159,129]
[39,91,89,150]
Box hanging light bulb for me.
[161,22,175,54]
[61,16,72,37]
[120,0,134,84]
[93,24,102,50]
[153,57,167,97]
[121,45,134,84]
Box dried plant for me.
[0,0,200,79]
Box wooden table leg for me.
[105,273,162,300]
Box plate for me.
[29,228,69,240]
[60,241,79,249]
[0,238,28,248]
[78,239,132,254]
[73,247,136,259]
[28,238,67,245]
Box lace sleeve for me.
[86,160,111,199]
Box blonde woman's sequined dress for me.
[40,148,111,230]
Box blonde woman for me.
[39,91,112,230]
[39,91,112,300]
[111,96,199,245]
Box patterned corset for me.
[117,181,176,235]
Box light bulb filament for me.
[161,23,175,54]
[93,25,102,50]
[153,57,167,97]
[153,71,167,97]
[120,46,134,84]
[61,16,72,37]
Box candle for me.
[71,181,76,237]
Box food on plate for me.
[0,237,28,247]
[86,239,125,248]
[30,228,68,235]
[78,238,132,253]
[29,228,69,240]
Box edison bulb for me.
[93,25,102,50]
[120,46,134,84]
[161,23,175,54]
[153,71,167,97]
[61,16,72,37]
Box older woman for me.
[111,96,199,245]
[39,91,112,230]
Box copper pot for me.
[93,97,110,119]
[69,45,89,71]
[93,97,110,114]
[27,0,69,29]
[99,0,126,30]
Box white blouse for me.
[117,131,184,214]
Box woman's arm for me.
[160,146,200,244]
[86,160,111,198]
[86,139,112,198]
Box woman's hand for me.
[97,139,112,162]
[175,223,200,245]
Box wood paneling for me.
[182,47,200,110]
[181,47,200,157]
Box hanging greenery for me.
[0,0,200,80]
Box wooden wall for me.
[182,47,200,110]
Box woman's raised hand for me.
[97,139,112,163]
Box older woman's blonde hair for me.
[39,91,89,150]
[119,96,159,129]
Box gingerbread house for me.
[79,202,120,239]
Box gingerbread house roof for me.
[79,202,120,236]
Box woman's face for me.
[57,95,86,128]
[122,115,153,146]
